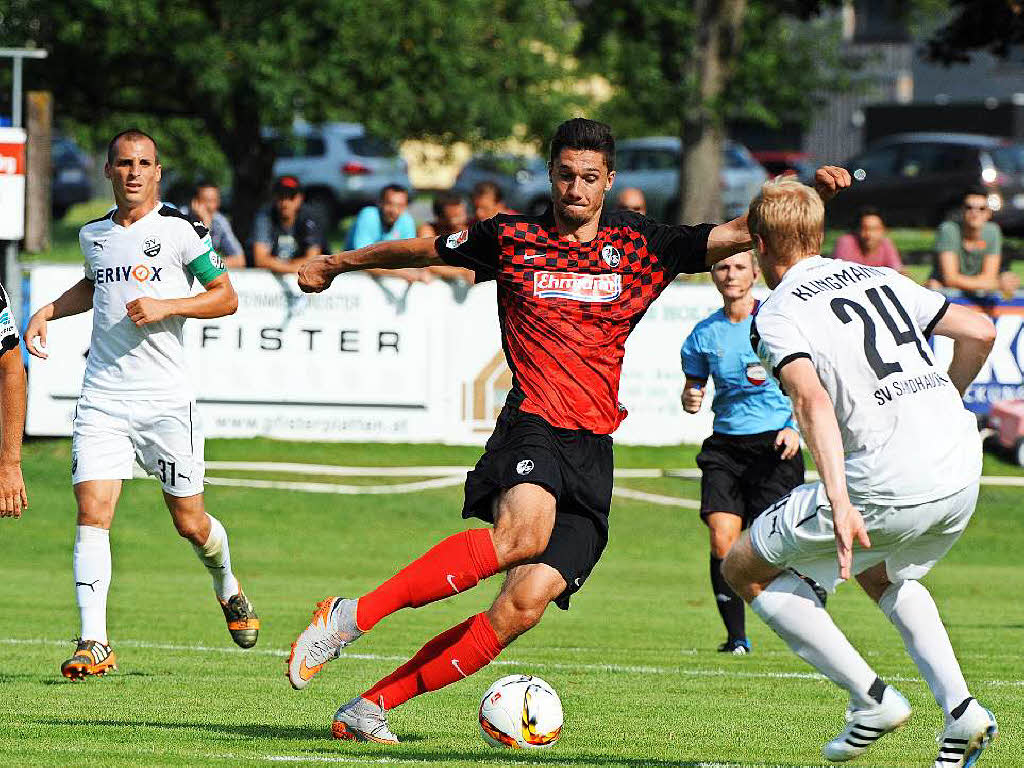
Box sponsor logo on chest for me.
[94,264,163,284]
[533,271,622,302]
[745,361,768,385]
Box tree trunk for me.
[677,0,746,225]
[211,105,275,252]
[25,92,53,254]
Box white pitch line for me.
[204,475,467,495]
[3,637,1021,687]
[206,462,472,477]
[613,487,701,509]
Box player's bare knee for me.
[709,528,738,559]
[493,525,550,566]
[488,594,547,644]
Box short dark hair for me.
[471,180,504,202]
[549,118,615,172]
[963,186,988,202]
[432,191,464,218]
[856,205,884,226]
[193,179,218,197]
[107,128,159,165]
[380,184,409,201]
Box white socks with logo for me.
[879,579,970,718]
[751,571,879,708]
[73,525,111,645]
[192,514,239,602]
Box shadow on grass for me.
[32,718,425,743]
[28,719,829,766]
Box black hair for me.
[548,118,615,172]
[855,205,884,227]
[380,184,409,200]
[471,180,504,202]
[432,191,464,218]
[107,128,159,165]
[963,186,989,201]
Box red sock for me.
[356,528,499,631]
[362,612,504,710]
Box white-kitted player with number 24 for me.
[25,128,260,681]
[722,177,999,768]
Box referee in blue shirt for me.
[681,251,804,655]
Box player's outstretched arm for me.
[779,357,869,580]
[0,347,27,518]
[705,166,852,267]
[298,237,443,294]
[24,278,95,359]
[126,273,238,326]
[932,303,996,396]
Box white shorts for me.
[749,480,978,592]
[71,394,205,497]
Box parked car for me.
[451,154,550,214]
[827,133,1024,232]
[453,140,767,221]
[267,122,412,228]
[52,134,93,220]
[614,137,768,221]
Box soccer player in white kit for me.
[722,178,999,767]
[25,129,259,679]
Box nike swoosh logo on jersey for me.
[523,253,544,260]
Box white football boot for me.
[934,699,998,768]
[287,597,362,690]
[822,685,912,761]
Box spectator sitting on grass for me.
[250,176,323,274]
[927,187,1019,296]
[832,206,905,274]
[189,181,245,268]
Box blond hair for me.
[748,178,824,260]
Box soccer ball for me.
[478,674,563,749]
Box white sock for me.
[751,572,879,709]
[878,580,970,718]
[192,514,239,601]
[73,525,111,645]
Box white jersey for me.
[78,202,221,400]
[752,256,980,506]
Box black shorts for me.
[695,430,805,527]
[463,403,613,610]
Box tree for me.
[0,0,581,239]
[578,1,853,223]
[924,0,1024,63]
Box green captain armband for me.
[187,249,227,285]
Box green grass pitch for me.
[0,438,1020,767]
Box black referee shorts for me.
[695,430,804,528]
[463,403,612,610]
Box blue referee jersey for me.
[681,306,795,436]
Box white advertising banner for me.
[26,265,738,445]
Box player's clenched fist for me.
[24,310,50,359]
[126,297,171,326]
[298,256,336,294]
[813,166,852,202]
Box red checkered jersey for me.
[436,208,714,434]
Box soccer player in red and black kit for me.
[287,118,851,743]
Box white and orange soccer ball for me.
[478,674,563,749]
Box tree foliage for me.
[924,0,1024,63]
[0,0,581,235]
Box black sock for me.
[710,555,745,641]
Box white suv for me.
[268,122,412,227]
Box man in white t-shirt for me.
[721,178,999,768]
[25,129,259,680]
